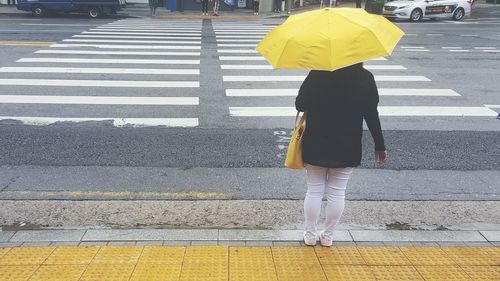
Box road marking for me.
[404,49,430,52]
[0,41,55,46]
[220,56,266,61]
[449,49,470,52]
[405,33,418,36]
[82,31,202,36]
[0,79,199,88]
[90,28,201,34]
[36,50,201,56]
[216,35,264,38]
[50,44,201,50]
[218,49,258,53]
[215,32,269,35]
[401,46,425,49]
[484,104,500,108]
[217,39,261,42]
[229,106,497,117]
[460,34,479,37]
[483,50,500,53]
[223,75,430,82]
[73,34,201,40]
[96,27,201,32]
[225,88,459,97]
[21,23,101,26]
[474,47,496,50]
[220,65,406,70]
[0,190,231,199]
[426,34,444,36]
[0,117,199,127]
[218,44,257,47]
[0,67,200,75]
[63,39,202,44]
[0,95,199,105]
[18,58,200,65]
[442,47,462,49]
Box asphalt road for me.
[0,6,499,201]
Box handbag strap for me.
[295,111,306,128]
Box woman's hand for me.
[375,150,387,165]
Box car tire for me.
[31,5,46,17]
[88,7,101,18]
[410,8,423,22]
[452,8,465,21]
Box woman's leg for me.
[304,164,328,237]
[323,167,353,240]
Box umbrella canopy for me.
[256,8,405,71]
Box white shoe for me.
[319,231,333,247]
[303,231,317,246]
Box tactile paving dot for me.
[179,264,229,281]
[370,266,424,280]
[274,263,327,281]
[28,265,86,281]
[415,266,472,280]
[0,247,56,265]
[90,246,143,264]
[129,264,182,281]
[357,247,411,266]
[137,246,185,265]
[459,266,500,280]
[271,247,319,265]
[0,265,39,281]
[79,263,136,281]
[442,247,499,266]
[399,247,456,266]
[315,247,365,265]
[43,247,99,265]
[322,265,376,281]
[183,246,229,265]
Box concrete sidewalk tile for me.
[10,230,86,242]
[107,241,137,246]
[49,242,80,246]
[21,242,52,247]
[332,242,357,247]
[355,242,385,247]
[411,242,440,247]
[245,241,273,247]
[0,231,15,242]
[350,230,487,242]
[491,242,500,246]
[479,231,500,242]
[0,242,22,248]
[217,241,246,246]
[82,229,218,241]
[78,242,107,247]
[162,241,191,246]
[272,241,301,246]
[463,242,495,247]
[437,242,468,247]
[135,241,163,246]
[219,230,352,241]
[383,242,414,247]
[190,241,218,246]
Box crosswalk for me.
[0,19,202,127]
[212,22,497,122]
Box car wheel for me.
[88,7,101,18]
[31,5,46,17]
[410,8,423,22]
[452,8,465,21]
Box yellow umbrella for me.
[256,8,405,71]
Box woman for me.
[253,0,260,15]
[148,0,159,17]
[201,0,210,16]
[295,63,388,247]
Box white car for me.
[383,0,472,22]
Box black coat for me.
[295,65,386,168]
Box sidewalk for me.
[0,228,498,280]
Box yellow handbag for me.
[285,112,306,169]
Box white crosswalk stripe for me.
[0,19,202,127]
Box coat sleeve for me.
[363,74,386,151]
[295,72,313,112]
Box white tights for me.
[304,164,353,240]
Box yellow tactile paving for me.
[0,245,498,280]
[441,247,499,265]
[79,263,135,281]
[137,246,185,265]
[28,265,86,281]
[357,247,412,266]
[43,247,99,265]
[400,247,456,265]
[0,265,39,281]
[0,247,56,265]
[322,265,376,280]
[370,266,424,280]
[129,264,182,281]
[90,246,143,264]
[315,246,365,265]
[415,266,472,280]
[460,266,500,280]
